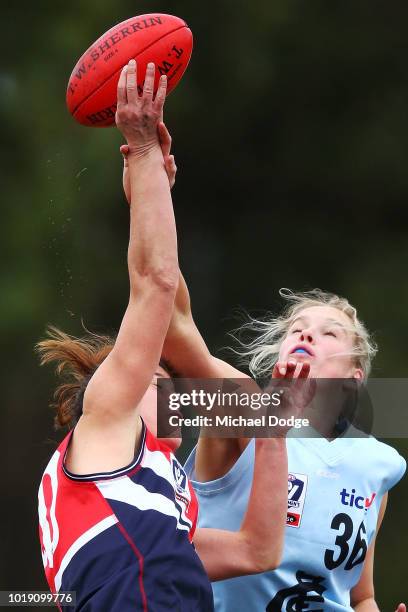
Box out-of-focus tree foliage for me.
[1,0,407,606]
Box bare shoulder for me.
[65,412,143,476]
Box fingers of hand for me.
[126,59,138,105]
[158,121,172,157]
[165,155,177,188]
[292,362,305,379]
[117,65,128,106]
[165,154,176,173]
[286,360,297,378]
[298,362,311,378]
[143,62,155,100]
[120,144,129,167]
[276,359,310,380]
[273,362,286,378]
[154,74,168,111]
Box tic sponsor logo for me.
[340,488,376,512]
[287,473,308,528]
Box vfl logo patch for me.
[287,473,308,528]
[172,459,188,494]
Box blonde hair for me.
[231,289,377,380]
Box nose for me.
[300,329,314,344]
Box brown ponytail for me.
[36,326,115,429]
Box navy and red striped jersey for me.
[38,421,214,611]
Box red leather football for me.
[66,14,193,127]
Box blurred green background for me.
[1,0,407,608]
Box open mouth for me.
[290,345,314,357]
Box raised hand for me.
[272,360,311,380]
[115,60,167,157]
[266,359,315,434]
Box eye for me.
[291,329,301,334]
[324,331,337,338]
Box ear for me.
[353,368,364,381]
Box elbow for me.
[248,552,282,575]
[130,261,179,294]
[350,594,376,610]
[149,266,179,293]
[241,534,283,575]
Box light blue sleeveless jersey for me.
[185,433,405,611]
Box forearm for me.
[240,438,287,569]
[127,148,178,289]
[195,437,287,580]
[173,271,191,317]
[162,272,206,366]
[194,527,259,581]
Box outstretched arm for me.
[67,61,178,475]
[194,437,287,580]
[120,122,242,384]
[164,274,292,580]
[163,273,247,379]
[163,272,252,481]
[122,126,249,481]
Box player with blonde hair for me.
[160,257,406,611]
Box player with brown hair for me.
[37,59,291,612]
